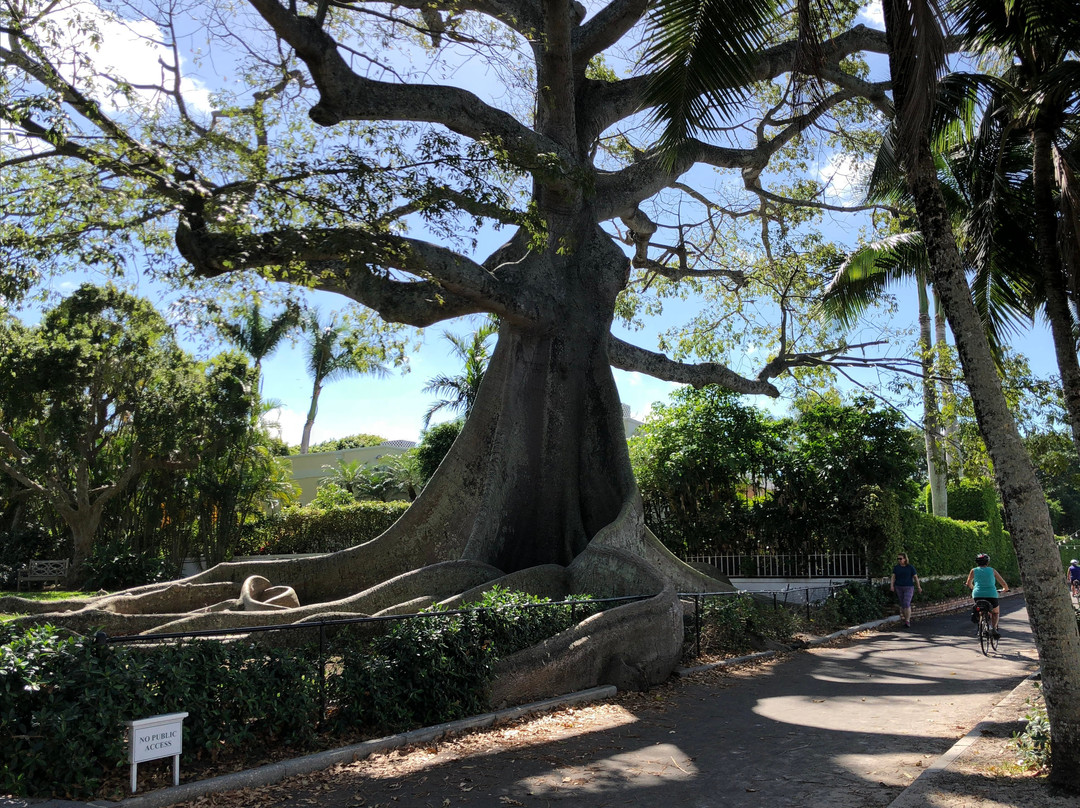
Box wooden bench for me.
[17,559,69,591]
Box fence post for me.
[318,622,327,724]
[805,588,811,621]
[695,594,702,658]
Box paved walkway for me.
[6,597,1040,808]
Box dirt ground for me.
[169,657,1073,808]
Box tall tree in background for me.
[952,0,1080,456]
[0,285,255,576]
[214,299,301,387]
[300,310,390,453]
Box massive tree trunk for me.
[885,2,1080,779]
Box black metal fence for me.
[94,583,858,721]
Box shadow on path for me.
[192,599,1039,808]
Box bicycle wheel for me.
[978,614,991,656]
[989,623,999,652]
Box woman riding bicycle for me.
[966,553,1008,638]
[1068,559,1080,597]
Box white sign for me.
[125,712,188,792]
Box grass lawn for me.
[1,589,95,622]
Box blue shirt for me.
[972,566,998,598]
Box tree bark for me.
[300,382,321,454]
[919,280,947,516]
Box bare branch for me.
[607,336,781,397]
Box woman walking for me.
[890,552,922,628]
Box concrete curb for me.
[4,686,616,808]
[883,672,1039,808]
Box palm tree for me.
[819,115,1038,514]
[952,0,1080,455]
[214,300,302,389]
[878,0,1080,779]
[300,310,389,453]
[421,318,498,429]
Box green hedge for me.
[0,589,596,798]
[240,500,411,555]
[881,509,1018,583]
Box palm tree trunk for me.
[301,382,321,454]
[919,280,948,516]
[934,290,961,477]
[885,1,1080,780]
[1032,125,1080,455]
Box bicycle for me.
[974,599,998,655]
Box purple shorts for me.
[895,586,915,609]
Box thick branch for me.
[175,218,536,326]
[584,24,891,140]
[574,0,648,61]
[245,0,574,174]
[607,336,780,397]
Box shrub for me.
[816,581,889,627]
[81,537,174,590]
[0,588,597,798]
[884,510,1018,582]
[243,500,410,554]
[694,594,802,657]
[1012,688,1051,772]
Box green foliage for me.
[415,420,463,482]
[945,477,1001,522]
[630,392,920,559]
[311,481,358,510]
[817,581,890,626]
[884,510,1018,581]
[630,386,781,555]
[468,586,600,658]
[2,588,596,797]
[694,594,801,657]
[307,434,388,453]
[0,286,266,572]
[81,537,174,590]
[1012,687,1051,772]
[242,500,411,555]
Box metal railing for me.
[93,583,859,721]
[684,552,867,579]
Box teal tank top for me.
[972,566,997,598]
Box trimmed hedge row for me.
[0,588,597,798]
[240,500,411,555]
[884,509,1018,582]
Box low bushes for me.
[239,500,411,555]
[0,588,594,799]
[691,580,906,660]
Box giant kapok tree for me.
[1,0,899,696]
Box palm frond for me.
[641,0,781,153]
[817,233,929,328]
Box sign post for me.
[125,712,188,793]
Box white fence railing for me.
[684,552,867,579]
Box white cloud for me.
[49,2,213,115]
[859,2,885,30]
[818,152,868,204]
